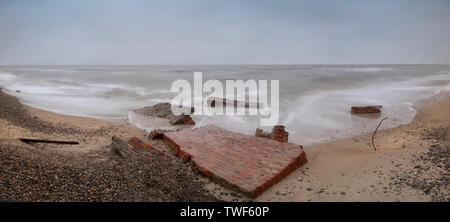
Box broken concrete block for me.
[169,114,195,125]
[110,136,134,158]
[255,128,270,138]
[149,129,164,139]
[134,103,196,126]
[207,97,264,108]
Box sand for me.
[0,90,218,201]
[0,89,448,202]
[256,91,449,202]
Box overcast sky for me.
[0,0,449,65]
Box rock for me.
[169,114,195,125]
[134,103,195,126]
[110,136,134,158]
[0,137,217,202]
[149,129,164,139]
[255,128,270,138]
[15,90,21,93]
[351,105,382,114]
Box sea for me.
[1,65,449,145]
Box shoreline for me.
[5,85,448,147]
[257,90,449,201]
[0,89,220,201]
[2,65,450,147]
[0,89,449,201]
[3,88,437,146]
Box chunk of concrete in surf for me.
[351,105,382,114]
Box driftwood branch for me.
[19,138,79,145]
[371,117,388,151]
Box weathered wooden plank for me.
[19,138,79,145]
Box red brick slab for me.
[163,125,307,197]
[128,137,155,150]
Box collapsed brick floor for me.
[161,125,307,197]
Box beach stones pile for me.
[0,142,217,202]
[391,127,449,202]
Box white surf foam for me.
[1,65,449,145]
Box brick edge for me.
[162,134,308,198]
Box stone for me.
[110,136,134,158]
[255,128,270,138]
[134,103,195,126]
[149,129,164,139]
[169,114,195,125]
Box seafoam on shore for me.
[1,65,449,145]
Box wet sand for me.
[256,91,449,202]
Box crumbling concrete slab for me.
[162,125,307,197]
